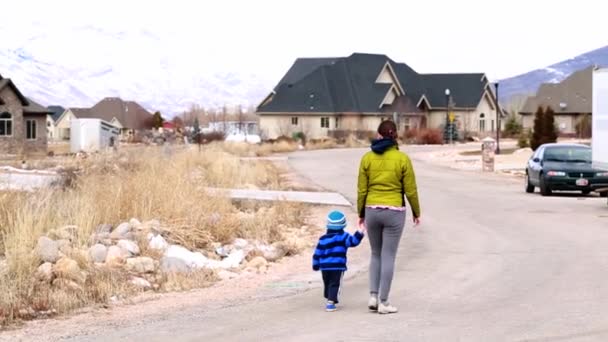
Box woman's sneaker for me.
[325,301,337,312]
[378,302,398,314]
[368,296,378,311]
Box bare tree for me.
[237,104,244,133]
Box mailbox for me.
[481,137,496,172]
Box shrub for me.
[517,130,530,148]
[292,132,306,145]
[415,128,443,145]
[198,131,225,144]
[575,114,592,138]
[404,129,418,141]
[504,115,523,138]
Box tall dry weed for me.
[0,145,307,325]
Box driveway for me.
[7,146,608,341]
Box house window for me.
[321,117,330,128]
[479,113,486,132]
[491,120,495,132]
[403,117,412,131]
[26,120,37,140]
[291,117,298,126]
[0,112,13,136]
[335,117,340,129]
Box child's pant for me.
[322,270,344,303]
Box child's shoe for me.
[378,302,398,314]
[368,295,378,311]
[325,301,337,312]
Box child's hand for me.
[358,218,367,233]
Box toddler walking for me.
[312,210,365,312]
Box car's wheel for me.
[539,174,552,196]
[525,174,535,193]
[582,190,591,195]
[600,192,608,198]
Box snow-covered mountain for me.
[0,25,274,116]
[499,45,608,104]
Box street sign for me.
[449,112,455,123]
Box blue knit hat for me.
[326,210,347,230]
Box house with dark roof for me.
[0,73,51,155]
[55,97,153,140]
[46,105,66,141]
[257,53,502,139]
[520,66,594,135]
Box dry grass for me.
[48,142,71,156]
[0,145,309,326]
[217,141,298,157]
[306,139,337,150]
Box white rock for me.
[220,249,245,269]
[111,222,131,239]
[160,257,190,273]
[129,218,142,228]
[130,277,152,290]
[233,238,249,250]
[149,235,168,251]
[36,262,54,283]
[164,245,209,268]
[215,246,229,258]
[106,245,127,264]
[89,244,108,263]
[37,236,60,263]
[54,257,86,284]
[126,257,155,273]
[91,232,112,246]
[56,239,72,255]
[254,243,283,262]
[248,256,268,269]
[117,239,140,256]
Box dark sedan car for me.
[525,143,608,196]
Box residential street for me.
[7,146,608,341]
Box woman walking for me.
[357,120,421,314]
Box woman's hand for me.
[413,216,421,227]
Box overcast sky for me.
[4,0,608,82]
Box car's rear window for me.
[544,146,591,162]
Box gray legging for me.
[365,207,406,303]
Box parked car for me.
[525,143,608,196]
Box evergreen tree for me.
[152,111,164,129]
[504,114,523,138]
[442,116,458,143]
[193,117,200,135]
[530,106,545,151]
[543,106,558,144]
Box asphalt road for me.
[51,146,608,341]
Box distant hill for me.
[499,45,608,105]
[0,25,273,116]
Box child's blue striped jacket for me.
[312,230,364,271]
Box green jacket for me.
[357,145,421,218]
